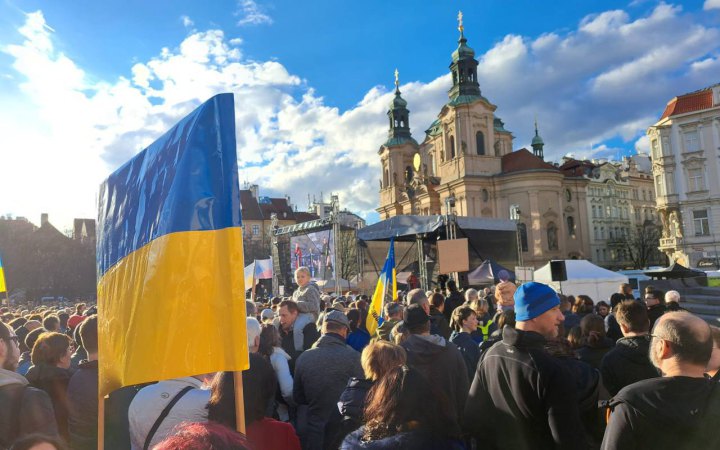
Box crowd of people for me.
[1,267,720,450]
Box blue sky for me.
[1,0,719,231]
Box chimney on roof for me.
[249,184,259,199]
[41,213,49,226]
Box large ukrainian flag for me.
[97,93,248,397]
[366,238,397,336]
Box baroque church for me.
[376,14,591,267]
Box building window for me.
[594,227,599,240]
[547,222,558,250]
[601,227,606,239]
[252,224,260,236]
[596,248,601,260]
[684,131,699,152]
[693,210,709,236]
[651,139,659,159]
[482,189,489,202]
[476,131,485,155]
[567,216,576,237]
[655,175,665,196]
[518,223,528,252]
[592,206,596,218]
[449,136,456,159]
[688,168,705,191]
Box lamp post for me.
[444,195,457,284]
[510,204,523,267]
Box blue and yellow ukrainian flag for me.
[97,93,248,397]
[366,238,397,336]
[0,254,7,293]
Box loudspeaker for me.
[550,260,567,282]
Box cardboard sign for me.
[437,238,469,274]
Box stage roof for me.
[357,215,516,242]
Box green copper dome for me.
[391,90,407,108]
[451,34,475,62]
[532,133,544,145]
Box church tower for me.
[377,70,420,219]
[448,11,481,101]
[531,119,545,160]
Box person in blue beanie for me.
[463,282,588,450]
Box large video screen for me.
[290,229,335,281]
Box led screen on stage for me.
[290,229,335,281]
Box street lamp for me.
[510,205,523,266]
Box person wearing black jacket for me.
[0,322,58,447]
[463,282,587,450]
[600,301,659,396]
[67,315,99,450]
[644,289,666,330]
[449,306,480,381]
[602,312,720,450]
[443,280,464,323]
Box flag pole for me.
[97,394,105,450]
[251,260,257,302]
[233,372,246,434]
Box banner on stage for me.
[437,238,469,274]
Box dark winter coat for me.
[341,427,466,450]
[293,333,363,450]
[600,335,659,396]
[280,321,320,374]
[335,377,373,446]
[605,313,623,342]
[443,291,464,323]
[575,336,614,369]
[16,351,32,376]
[400,334,468,432]
[463,327,588,450]
[25,363,72,440]
[67,359,98,450]
[563,311,581,332]
[647,304,666,330]
[449,330,480,381]
[601,376,720,450]
[0,368,58,448]
[429,306,451,340]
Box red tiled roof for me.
[501,148,558,174]
[559,158,595,178]
[660,86,716,119]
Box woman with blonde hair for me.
[333,341,407,447]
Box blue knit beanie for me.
[514,282,560,321]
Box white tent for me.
[534,260,629,303]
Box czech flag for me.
[366,238,397,336]
[97,94,248,397]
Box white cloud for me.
[704,0,720,11]
[180,15,194,27]
[2,3,720,230]
[236,0,272,26]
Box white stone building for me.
[648,83,720,268]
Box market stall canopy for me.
[644,263,708,280]
[467,259,515,285]
[534,260,628,303]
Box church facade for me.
[376,17,591,268]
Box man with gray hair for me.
[405,288,440,336]
[601,311,720,449]
[376,301,403,341]
[664,290,686,312]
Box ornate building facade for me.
[648,84,720,268]
[376,16,591,268]
[560,155,663,269]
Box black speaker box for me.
[550,260,567,282]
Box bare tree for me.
[336,228,359,281]
[618,221,664,269]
